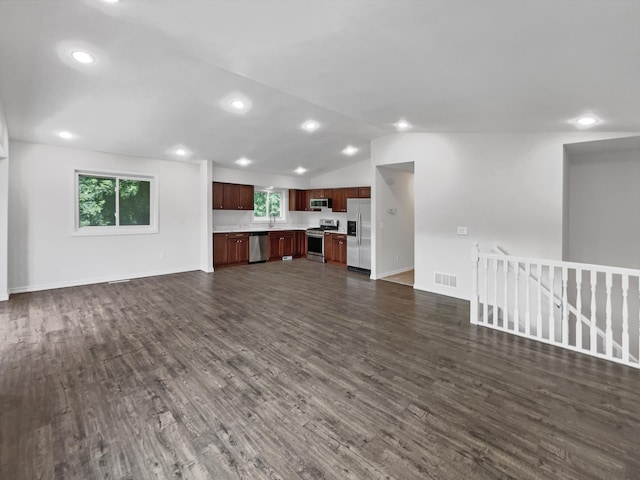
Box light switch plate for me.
[456,226,468,236]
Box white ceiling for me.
[0,0,638,176]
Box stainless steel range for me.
[306,219,339,263]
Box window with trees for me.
[253,188,285,222]
[75,171,158,235]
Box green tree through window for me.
[79,175,116,226]
[77,173,153,230]
[254,190,283,220]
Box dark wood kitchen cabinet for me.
[213,233,228,266]
[213,182,225,209]
[227,233,249,265]
[309,189,331,199]
[331,188,347,212]
[224,183,254,210]
[295,231,307,257]
[213,232,249,267]
[358,186,371,198]
[325,232,347,266]
[212,182,254,210]
[288,189,311,211]
[268,231,295,260]
[344,187,359,199]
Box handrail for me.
[488,245,638,364]
[482,251,640,277]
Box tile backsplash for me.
[212,209,347,232]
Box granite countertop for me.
[213,227,348,234]
[212,227,308,234]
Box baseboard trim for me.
[377,266,414,279]
[200,266,214,273]
[0,292,8,302]
[8,266,201,295]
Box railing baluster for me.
[473,251,640,369]
[562,267,569,347]
[549,266,555,342]
[537,263,542,338]
[605,272,613,357]
[525,263,531,336]
[503,259,509,331]
[590,271,598,354]
[514,261,520,332]
[493,259,499,327]
[576,268,582,350]
[470,243,479,325]
[622,274,629,363]
[483,257,489,324]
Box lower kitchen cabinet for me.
[228,233,249,265]
[324,232,347,266]
[295,231,306,257]
[213,233,249,267]
[215,230,307,268]
[268,231,295,260]
[213,233,229,267]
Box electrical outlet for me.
[456,226,468,236]
[396,254,400,262]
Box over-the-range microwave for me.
[309,198,332,209]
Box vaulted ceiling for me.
[0,0,638,176]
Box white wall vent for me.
[435,272,457,288]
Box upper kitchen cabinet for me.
[358,187,371,198]
[238,184,254,209]
[331,188,347,212]
[289,189,310,211]
[212,182,254,210]
[213,182,225,209]
[344,187,359,199]
[309,189,331,199]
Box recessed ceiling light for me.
[230,99,247,110]
[395,119,412,131]
[266,186,274,190]
[301,120,320,132]
[294,167,307,175]
[342,145,358,156]
[236,157,251,167]
[103,0,120,3]
[59,131,73,139]
[71,51,95,64]
[576,116,598,127]
[176,149,186,156]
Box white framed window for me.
[253,188,286,223]
[73,169,158,236]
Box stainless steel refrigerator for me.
[347,198,371,274]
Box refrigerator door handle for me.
[358,212,361,245]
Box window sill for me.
[71,226,158,237]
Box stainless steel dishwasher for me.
[249,231,269,263]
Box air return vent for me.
[435,272,457,288]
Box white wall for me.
[372,132,639,300]
[8,141,202,293]
[212,164,309,190]
[0,101,8,300]
[567,147,640,268]
[375,166,414,277]
[309,159,371,188]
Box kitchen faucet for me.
[269,213,276,228]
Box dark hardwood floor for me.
[1,260,639,479]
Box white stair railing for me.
[491,245,636,362]
[471,244,640,369]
